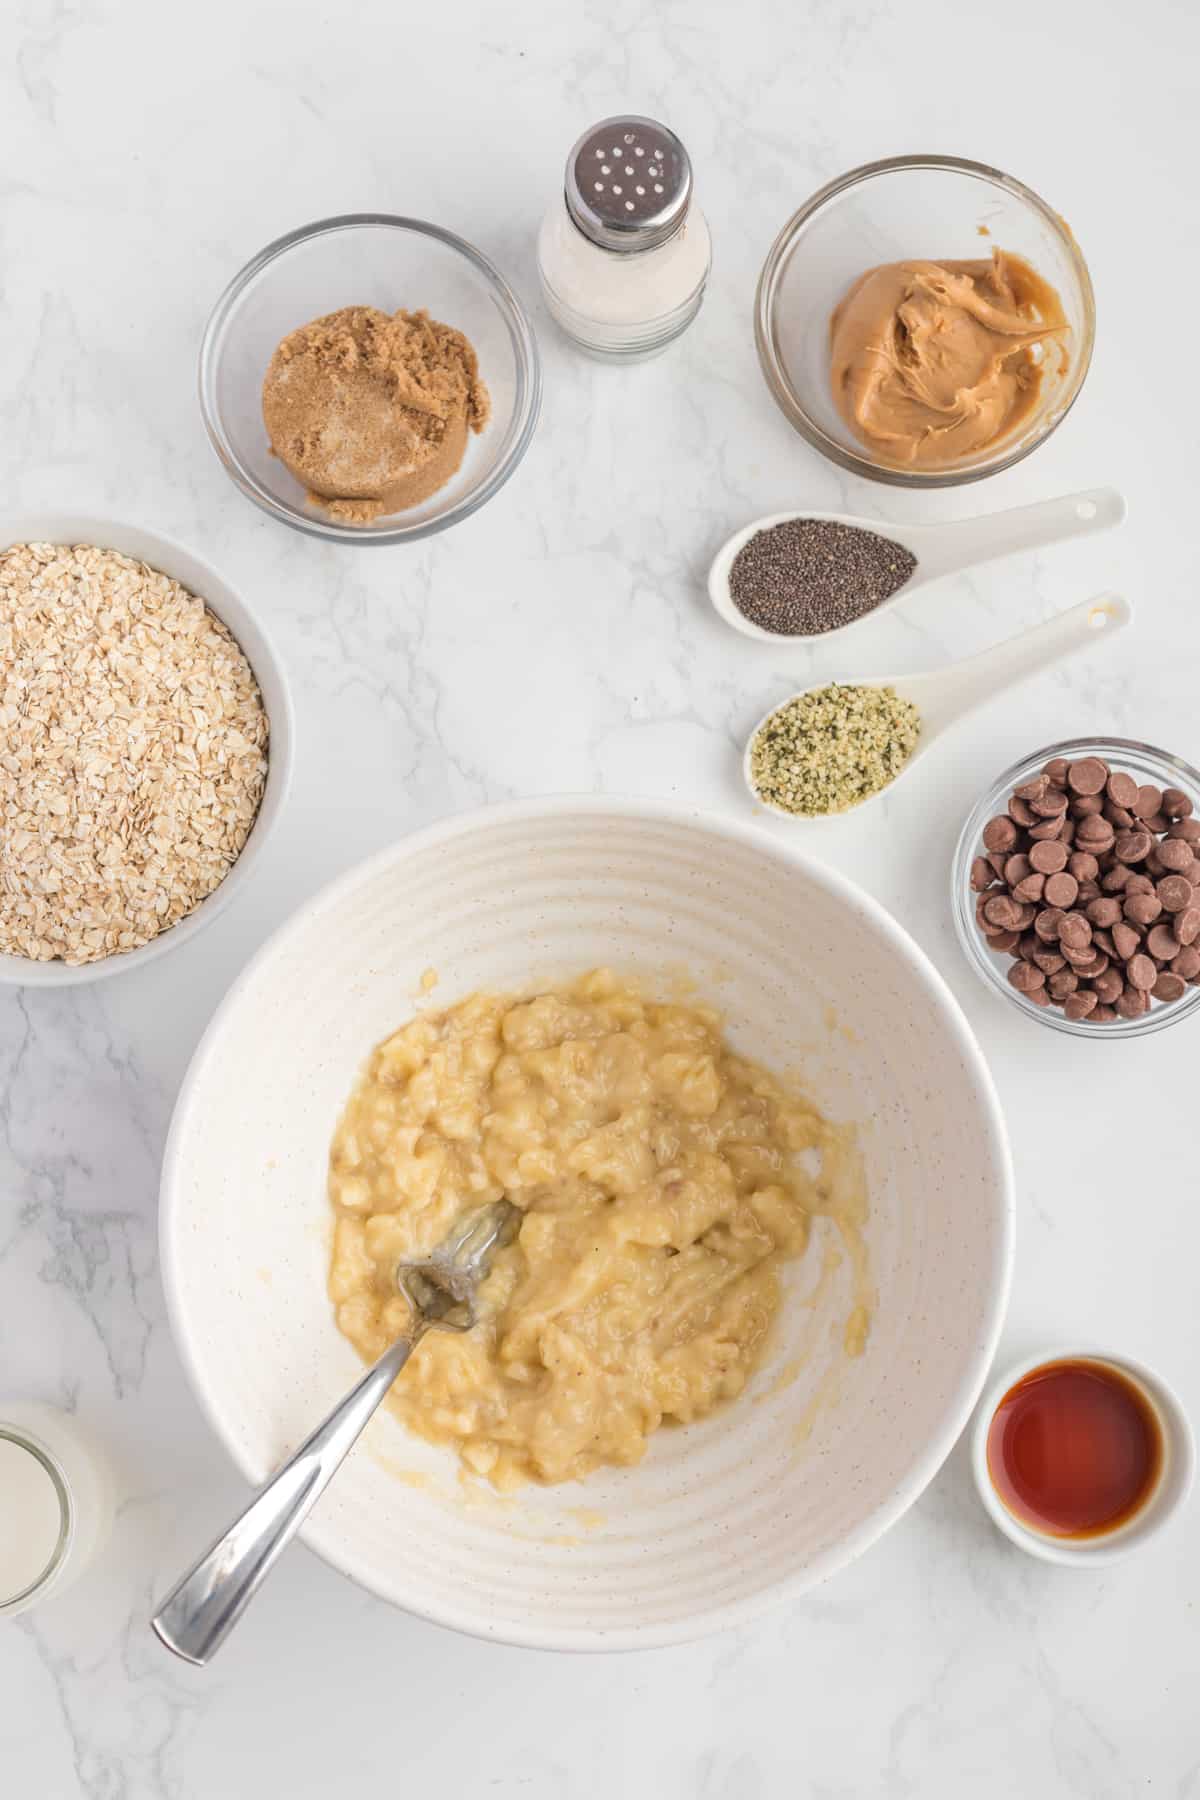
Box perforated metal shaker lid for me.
[564,116,692,253]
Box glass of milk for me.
[0,1403,115,1617]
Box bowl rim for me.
[754,153,1096,490]
[159,794,1015,1651]
[952,736,1200,1039]
[0,512,294,988]
[197,212,543,545]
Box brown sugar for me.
[261,306,490,523]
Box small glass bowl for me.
[953,738,1200,1039]
[755,155,1095,488]
[199,215,542,545]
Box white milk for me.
[0,1405,115,1616]
[0,1436,64,1603]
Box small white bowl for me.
[971,1347,1195,1565]
[0,515,294,987]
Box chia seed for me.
[729,518,917,637]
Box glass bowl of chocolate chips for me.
[953,739,1200,1037]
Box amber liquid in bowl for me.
[986,1358,1163,1539]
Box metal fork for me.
[150,1200,520,1665]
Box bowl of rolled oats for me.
[0,516,293,985]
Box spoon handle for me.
[921,592,1133,729]
[917,488,1126,581]
[151,1329,421,1666]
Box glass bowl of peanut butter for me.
[755,156,1095,487]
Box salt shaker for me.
[537,115,711,361]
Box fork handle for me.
[151,1329,421,1666]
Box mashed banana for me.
[328,969,865,1490]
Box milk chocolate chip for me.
[1127,954,1157,992]
[1068,757,1108,796]
[1029,839,1068,875]
[1124,891,1162,926]
[1158,838,1194,873]
[1175,906,1200,945]
[1093,967,1123,1004]
[1087,897,1123,928]
[1058,913,1092,951]
[1112,921,1141,962]
[1043,872,1078,908]
[1075,815,1115,854]
[1147,923,1181,961]
[970,753,1198,1023]
[1158,875,1194,913]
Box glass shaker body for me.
[537,115,711,361]
[537,203,710,360]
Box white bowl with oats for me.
[0,516,293,986]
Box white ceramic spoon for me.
[710,488,1127,644]
[744,592,1133,821]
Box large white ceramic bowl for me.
[160,799,1013,1650]
[0,514,293,988]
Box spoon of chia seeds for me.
[744,592,1133,821]
[709,488,1126,644]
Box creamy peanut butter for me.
[829,250,1069,469]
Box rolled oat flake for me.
[730,518,917,637]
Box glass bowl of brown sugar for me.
[199,215,541,545]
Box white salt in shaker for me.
[537,115,711,360]
[0,1403,115,1617]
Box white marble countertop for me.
[3,0,1198,1792]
